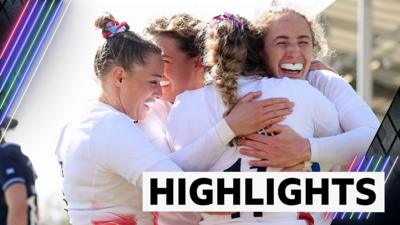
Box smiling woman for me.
[55,12,182,225]
[255,8,328,79]
[93,12,164,120]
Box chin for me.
[276,71,305,80]
[138,108,150,121]
[288,74,305,80]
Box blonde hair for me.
[254,8,329,59]
[203,14,265,114]
[94,12,161,78]
[145,13,204,58]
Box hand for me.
[237,124,311,168]
[224,91,294,136]
[281,162,307,171]
[310,60,337,73]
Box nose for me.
[153,82,162,98]
[286,43,300,57]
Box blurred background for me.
[322,0,400,118]
[0,0,399,224]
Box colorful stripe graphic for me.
[329,155,394,221]
[0,0,31,59]
[0,0,64,125]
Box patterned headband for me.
[210,12,244,31]
[102,21,129,39]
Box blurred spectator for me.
[0,117,38,225]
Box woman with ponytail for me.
[55,13,182,225]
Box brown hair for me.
[254,8,328,59]
[202,14,266,113]
[145,13,204,58]
[94,12,161,78]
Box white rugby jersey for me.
[138,99,173,154]
[139,99,203,225]
[166,76,341,225]
[55,101,181,225]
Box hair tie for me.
[102,21,129,39]
[210,12,244,31]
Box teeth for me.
[160,80,170,86]
[281,63,303,71]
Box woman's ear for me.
[110,66,125,87]
[193,56,204,70]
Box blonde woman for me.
[55,13,182,225]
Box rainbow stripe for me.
[0,0,31,59]
[330,155,394,221]
[0,0,64,125]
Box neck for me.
[98,91,123,113]
[186,68,206,91]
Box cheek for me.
[302,48,313,67]
[126,89,140,102]
[267,49,281,66]
[163,64,173,77]
[125,82,145,101]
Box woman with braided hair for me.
[55,12,289,225]
[166,13,341,225]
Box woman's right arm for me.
[167,91,293,171]
[94,114,182,188]
[307,70,379,164]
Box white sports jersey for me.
[55,101,181,225]
[167,76,341,225]
[139,99,203,225]
[139,99,172,154]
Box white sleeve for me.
[167,90,231,171]
[310,90,341,138]
[307,70,379,164]
[93,114,182,188]
[168,119,234,171]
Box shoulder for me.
[275,78,334,108]
[93,110,142,141]
[273,77,318,94]
[0,143,23,160]
[71,101,140,137]
[174,87,207,104]
[307,69,343,81]
[172,87,209,113]
[307,70,350,91]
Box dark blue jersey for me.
[0,143,38,225]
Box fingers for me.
[265,124,289,134]
[243,133,270,142]
[236,91,262,104]
[310,60,325,71]
[261,102,293,115]
[240,148,267,159]
[237,139,267,151]
[310,60,337,73]
[248,159,274,168]
[249,159,294,168]
[282,162,306,171]
[257,98,293,109]
[262,108,291,120]
[261,116,286,128]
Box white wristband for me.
[215,119,236,145]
